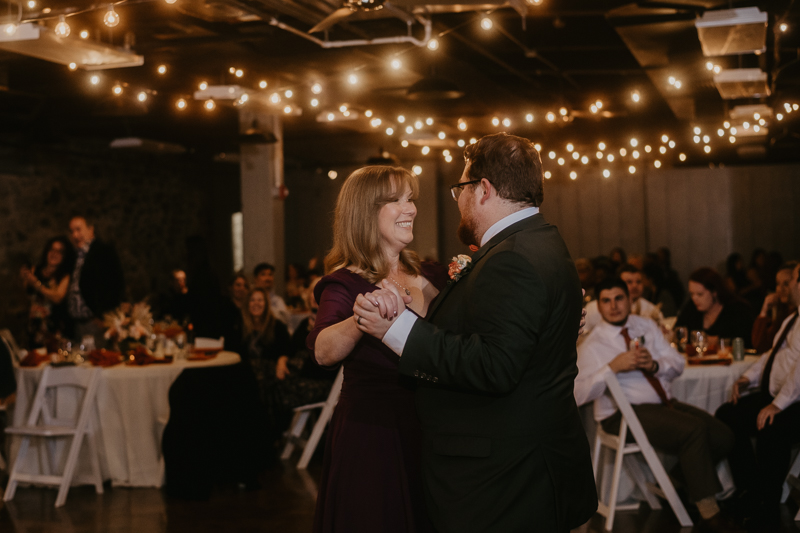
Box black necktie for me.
[760,312,799,395]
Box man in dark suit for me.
[67,215,125,345]
[355,133,597,532]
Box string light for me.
[326,113,334,121]
[328,170,338,180]
[270,93,280,104]
[137,92,147,102]
[104,6,120,28]
[630,138,638,147]
[421,146,430,155]
[438,131,446,139]
[371,118,382,127]
[199,82,208,90]
[365,110,373,117]
[632,150,640,159]
[284,106,292,114]
[79,30,89,39]
[704,145,711,153]
[27,0,36,7]
[559,107,568,116]
[311,83,321,94]
[258,81,268,89]
[397,115,405,123]
[458,140,466,147]
[481,17,493,30]
[729,136,736,143]
[631,91,640,103]
[659,146,667,154]
[572,152,579,160]
[548,151,556,159]
[347,74,358,85]
[780,23,788,32]
[654,160,661,168]
[679,153,687,161]
[557,157,565,165]
[285,90,293,98]
[412,165,422,175]
[581,156,589,164]
[607,154,614,162]
[310,98,319,107]
[702,135,710,143]
[386,127,394,135]
[603,169,610,178]
[165,0,177,4]
[566,143,574,152]
[668,141,675,148]
[724,121,731,128]
[90,75,100,85]
[391,59,401,70]
[492,117,500,126]
[590,104,598,114]
[644,145,652,153]
[406,126,414,134]
[619,148,627,156]
[777,113,784,121]
[598,142,606,150]
[458,119,467,131]
[426,117,433,125]
[596,151,603,159]
[595,100,603,109]
[55,15,70,37]
[176,98,186,110]
[414,120,423,129]
[157,65,167,75]
[427,38,439,51]
[546,112,556,122]
[68,62,77,71]
[235,69,243,78]
[717,128,724,136]
[570,171,577,180]
[693,135,701,143]
[544,171,552,179]
[112,84,122,95]
[628,165,636,174]
[204,99,215,111]
[502,118,511,127]
[401,140,409,147]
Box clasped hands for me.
[353,280,413,339]
[609,346,657,374]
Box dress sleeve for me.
[306,277,355,352]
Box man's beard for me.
[457,216,479,247]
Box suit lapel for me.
[427,213,546,320]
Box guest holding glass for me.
[19,236,76,347]
[675,267,755,348]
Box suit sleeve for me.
[398,251,549,395]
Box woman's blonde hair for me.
[241,287,276,343]
[324,165,421,284]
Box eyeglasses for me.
[449,179,481,201]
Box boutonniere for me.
[448,254,473,284]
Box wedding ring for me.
[357,316,362,325]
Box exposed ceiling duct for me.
[695,7,767,56]
[713,68,770,99]
[0,23,143,69]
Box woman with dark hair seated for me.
[19,236,76,347]
[675,267,756,348]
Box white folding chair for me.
[593,372,693,530]
[0,329,22,366]
[782,445,800,521]
[281,366,344,469]
[4,366,103,507]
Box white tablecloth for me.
[10,351,240,487]
[583,355,759,503]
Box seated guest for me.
[229,271,249,310]
[675,267,756,348]
[582,265,664,338]
[752,262,797,354]
[642,263,678,318]
[576,278,736,532]
[253,262,290,325]
[656,247,685,306]
[609,247,627,271]
[19,236,75,347]
[67,216,125,346]
[156,269,190,322]
[715,262,800,526]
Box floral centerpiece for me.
[103,302,153,354]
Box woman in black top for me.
[20,236,76,347]
[675,267,756,348]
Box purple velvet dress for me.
[308,263,447,533]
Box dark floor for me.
[2,455,800,533]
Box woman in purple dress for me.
[307,166,447,533]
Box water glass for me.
[80,335,96,354]
[719,338,732,356]
[692,330,708,356]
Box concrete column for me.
[238,105,285,293]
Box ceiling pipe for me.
[268,16,432,49]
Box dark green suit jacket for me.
[398,213,597,532]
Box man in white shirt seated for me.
[715,262,800,526]
[576,278,737,532]
[253,262,290,325]
[581,264,665,339]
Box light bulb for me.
[412,165,422,176]
[607,154,615,162]
[371,118,382,127]
[391,59,401,70]
[654,160,661,168]
[406,126,413,134]
[104,6,120,28]
[285,90,293,98]
[205,99,215,111]
[546,112,556,122]
[598,142,606,150]
[544,171,552,179]
[590,104,598,114]
[137,92,147,102]
[112,84,122,95]
[492,117,500,126]
[438,131,445,139]
[426,117,433,125]
[619,148,627,156]
[310,98,319,107]
[365,110,373,117]
[603,169,610,178]
[631,91,640,102]
[176,98,186,110]
[157,65,167,75]
[644,145,651,153]
[165,0,177,4]
[548,151,556,159]
[668,140,675,148]
[628,166,636,174]
[79,30,88,39]
[427,38,439,51]
[780,23,788,32]
[401,140,409,147]
[284,106,292,114]
[693,126,701,135]
[706,61,714,71]
[199,81,208,90]
[68,62,77,70]
[55,15,70,37]
[311,83,321,94]
[90,75,100,85]
[659,146,667,154]
[270,93,280,104]
[526,113,533,122]
[259,81,267,89]
[27,0,36,8]
[595,99,603,109]
[704,145,711,154]
[596,151,603,159]
[458,120,467,131]
[397,115,405,123]
[630,138,638,147]
[415,120,423,129]
[566,143,574,152]
[328,171,337,180]
[327,113,334,121]
[235,69,243,78]
[557,158,565,165]
[559,107,568,116]
[481,17,493,30]
[422,146,430,155]
[386,127,394,135]
[679,153,686,161]
[570,171,577,180]
[347,73,358,85]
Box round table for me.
[10,351,240,487]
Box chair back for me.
[25,366,101,430]
[603,372,649,443]
[0,330,21,366]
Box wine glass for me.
[692,330,708,357]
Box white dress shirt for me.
[580,297,664,343]
[269,291,290,325]
[382,207,539,356]
[740,306,800,410]
[575,314,685,421]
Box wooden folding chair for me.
[782,446,800,521]
[281,366,344,469]
[4,366,103,507]
[593,372,693,530]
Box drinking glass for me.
[719,338,732,356]
[80,335,96,354]
[692,330,708,356]
[675,327,688,352]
